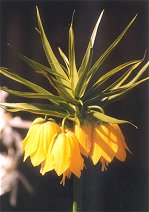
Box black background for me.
[0,0,149,211]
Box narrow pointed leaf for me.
[120,77,149,90]
[79,14,138,99]
[125,61,149,86]
[84,59,141,98]
[36,6,72,95]
[88,14,138,77]
[75,10,104,98]
[68,14,78,89]
[106,61,143,91]
[102,77,149,107]
[86,75,149,106]
[0,103,67,118]
[50,76,72,91]
[58,47,70,76]
[0,68,51,95]
[75,50,93,98]
[92,111,137,128]
[78,10,104,76]
[7,43,68,81]
[0,86,64,102]
[106,53,147,91]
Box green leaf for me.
[84,56,148,106]
[0,103,67,118]
[59,102,75,114]
[0,67,77,105]
[123,61,149,87]
[0,67,51,95]
[102,78,149,107]
[0,86,64,102]
[36,7,72,95]
[86,75,149,107]
[7,43,68,81]
[84,59,141,99]
[55,85,78,105]
[78,10,104,77]
[75,49,93,99]
[105,53,147,91]
[106,62,143,92]
[88,14,138,77]
[92,111,137,128]
[68,12,79,89]
[58,47,70,76]
[50,76,72,91]
[75,10,104,98]
[80,14,138,100]
[120,77,149,90]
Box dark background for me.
[0,0,149,211]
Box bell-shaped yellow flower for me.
[111,124,131,161]
[22,117,61,166]
[74,122,93,157]
[41,131,84,181]
[89,123,129,165]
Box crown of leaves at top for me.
[0,7,149,125]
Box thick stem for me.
[72,176,83,212]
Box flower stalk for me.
[73,176,83,212]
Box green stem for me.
[88,105,104,114]
[72,176,83,212]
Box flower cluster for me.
[22,116,129,185]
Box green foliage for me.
[1,7,148,125]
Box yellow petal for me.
[43,122,61,154]
[113,124,131,153]
[111,124,127,161]
[40,137,56,175]
[89,141,103,165]
[21,126,36,152]
[52,133,71,176]
[90,123,118,164]
[67,131,84,177]
[23,125,41,161]
[30,127,46,166]
[75,122,92,157]
[31,117,44,126]
[21,117,44,152]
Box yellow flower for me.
[112,124,131,161]
[41,131,84,184]
[22,117,61,166]
[74,122,93,157]
[89,123,130,167]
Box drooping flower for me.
[74,121,93,157]
[89,123,129,167]
[22,117,61,166]
[111,124,131,161]
[41,131,84,184]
